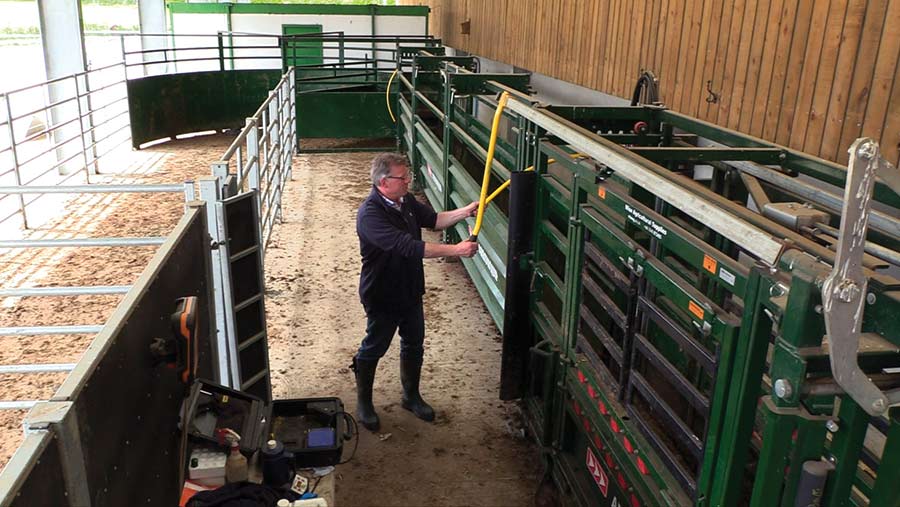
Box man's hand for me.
[456,240,478,258]
[434,201,481,230]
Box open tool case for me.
[182,379,345,466]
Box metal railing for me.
[0,182,195,409]
[201,67,296,390]
[119,32,440,78]
[0,62,130,230]
[211,66,296,251]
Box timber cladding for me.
[403,0,900,166]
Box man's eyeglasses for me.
[385,173,413,181]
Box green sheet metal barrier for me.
[397,51,900,507]
[127,70,282,148]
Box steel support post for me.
[3,95,27,229]
[182,180,195,212]
[748,399,801,506]
[561,172,586,355]
[199,175,231,388]
[289,67,297,161]
[36,0,87,176]
[823,398,869,507]
[23,402,90,505]
[72,74,91,183]
[246,117,263,251]
[408,63,419,178]
[746,264,826,504]
[217,32,225,72]
[780,415,828,505]
[440,69,452,222]
[707,269,773,506]
[870,408,900,506]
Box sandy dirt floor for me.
[264,151,540,506]
[0,133,235,468]
[0,136,539,505]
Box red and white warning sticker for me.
[586,447,609,497]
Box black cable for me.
[310,475,324,494]
[336,411,359,466]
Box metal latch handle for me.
[823,138,900,416]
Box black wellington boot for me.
[400,357,435,422]
[351,356,380,431]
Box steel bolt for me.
[837,279,860,303]
[774,379,793,399]
[826,420,839,433]
[769,283,786,298]
[873,398,886,412]
[858,140,877,160]
[867,293,877,305]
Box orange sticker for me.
[688,300,705,320]
[703,254,717,274]
[597,186,606,199]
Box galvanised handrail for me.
[202,67,297,391]
[212,66,295,251]
[0,62,130,229]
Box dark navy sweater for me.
[357,188,438,312]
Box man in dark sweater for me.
[353,153,478,431]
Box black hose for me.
[630,70,660,106]
[336,411,359,465]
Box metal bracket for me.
[823,138,900,416]
[23,401,91,505]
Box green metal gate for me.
[396,50,900,507]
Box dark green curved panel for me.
[127,70,282,148]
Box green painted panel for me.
[127,70,282,148]
[297,92,394,139]
[283,25,323,67]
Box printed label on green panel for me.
[719,267,736,286]
[624,203,668,240]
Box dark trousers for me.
[357,302,425,361]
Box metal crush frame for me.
[397,51,900,507]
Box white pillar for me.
[138,0,168,76]
[36,0,87,175]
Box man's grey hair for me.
[371,153,409,186]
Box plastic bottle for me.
[292,498,328,507]
[221,428,248,483]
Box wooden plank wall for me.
[409,0,900,166]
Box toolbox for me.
[182,380,345,468]
[183,379,267,454]
[269,397,346,468]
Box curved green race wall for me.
[127,70,282,148]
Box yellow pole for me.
[470,91,510,240]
